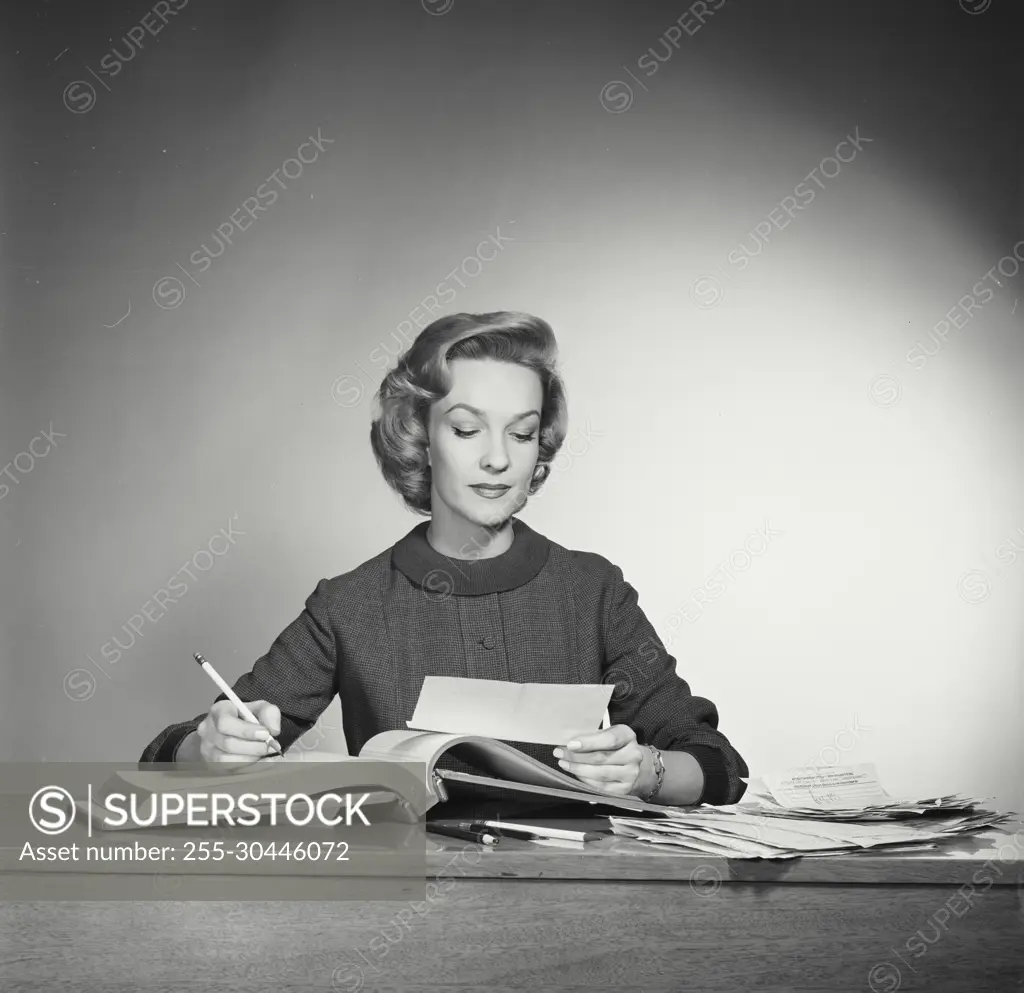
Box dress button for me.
[480,636,495,650]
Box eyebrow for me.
[444,403,540,422]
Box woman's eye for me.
[451,426,535,441]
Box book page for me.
[437,770,656,813]
[361,730,599,793]
[359,729,470,766]
[116,753,372,796]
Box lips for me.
[470,484,510,492]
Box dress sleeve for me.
[601,564,749,804]
[138,578,340,763]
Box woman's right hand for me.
[192,699,282,765]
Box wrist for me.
[634,745,664,801]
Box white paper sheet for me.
[762,763,895,810]
[406,676,613,744]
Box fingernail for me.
[566,741,581,750]
[256,729,271,740]
[553,748,563,758]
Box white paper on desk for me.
[405,676,613,744]
[661,812,855,851]
[614,820,799,859]
[762,763,895,810]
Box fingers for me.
[203,744,265,766]
[213,699,280,740]
[567,773,633,793]
[206,729,274,757]
[557,733,645,790]
[555,726,642,767]
[215,711,274,743]
[558,758,641,796]
[564,725,636,753]
[566,774,635,796]
[200,704,278,759]
[554,747,634,765]
[558,758,642,784]
[249,701,282,737]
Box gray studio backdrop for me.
[3,0,1022,816]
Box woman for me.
[141,311,748,807]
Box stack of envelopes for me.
[607,763,1013,859]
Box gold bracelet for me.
[639,745,666,802]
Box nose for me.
[480,432,510,472]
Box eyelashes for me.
[452,427,537,443]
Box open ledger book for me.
[83,729,673,830]
[363,729,672,814]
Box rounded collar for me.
[391,517,551,596]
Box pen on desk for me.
[469,820,603,843]
[192,652,282,755]
[426,823,500,846]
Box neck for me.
[426,503,515,560]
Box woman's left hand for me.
[553,724,653,797]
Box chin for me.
[464,489,528,529]
[464,505,513,531]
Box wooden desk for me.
[2,819,1021,993]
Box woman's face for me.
[427,358,543,530]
